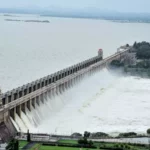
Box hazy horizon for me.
[0,0,150,14]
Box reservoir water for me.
[0,14,150,134]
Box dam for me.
[0,47,130,142]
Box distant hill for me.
[1,7,150,22]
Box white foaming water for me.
[21,110,34,130]
[10,117,20,132]
[15,113,28,132]
[13,68,150,135]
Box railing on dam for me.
[0,55,103,106]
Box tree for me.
[84,131,90,138]
[136,44,150,59]
[148,70,150,77]
[6,139,19,150]
[133,41,137,48]
[118,132,137,138]
[110,60,124,67]
[147,129,150,135]
[14,140,19,150]
[134,41,150,60]
[71,132,82,137]
[78,138,93,147]
[90,132,109,138]
[147,129,150,149]
[126,44,129,47]
[124,66,128,73]
[27,130,31,142]
[78,138,88,145]
[89,140,93,147]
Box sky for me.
[0,0,150,13]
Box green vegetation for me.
[83,131,90,138]
[19,141,28,150]
[127,61,150,69]
[90,132,109,138]
[77,131,95,148]
[17,139,150,150]
[147,128,150,135]
[109,41,150,76]
[58,139,78,144]
[134,41,150,59]
[136,60,150,69]
[130,41,150,69]
[112,41,150,68]
[57,139,149,150]
[78,138,94,146]
[147,129,150,150]
[14,129,150,150]
[110,60,124,67]
[71,132,82,137]
[30,143,41,150]
[6,139,19,150]
[35,145,97,150]
[27,130,31,142]
[117,132,137,138]
[125,41,150,76]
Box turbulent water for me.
[1,14,150,135]
[12,69,150,135]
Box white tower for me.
[0,89,2,106]
[98,49,103,59]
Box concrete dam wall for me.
[0,49,129,142]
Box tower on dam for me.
[0,89,2,106]
[98,49,103,58]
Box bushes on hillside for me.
[118,132,137,138]
[6,139,19,150]
[147,128,150,135]
[78,138,93,146]
[110,60,124,67]
[133,41,150,59]
[83,131,90,138]
[90,132,109,138]
[71,132,82,137]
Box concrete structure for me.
[0,48,130,142]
